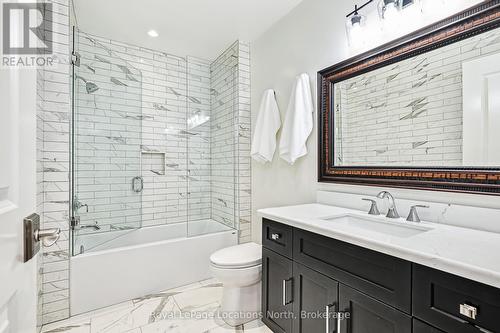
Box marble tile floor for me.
[41,279,272,333]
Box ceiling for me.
[72,0,303,60]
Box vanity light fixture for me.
[402,0,418,8]
[147,29,159,38]
[346,1,372,45]
[378,0,402,20]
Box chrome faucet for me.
[406,205,429,223]
[376,191,400,219]
[73,197,89,213]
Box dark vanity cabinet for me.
[261,219,500,333]
[262,247,294,333]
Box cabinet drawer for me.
[413,264,500,333]
[262,219,293,259]
[294,229,411,313]
[413,319,445,333]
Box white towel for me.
[251,89,281,164]
[279,73,314,165]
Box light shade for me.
[346,12,367,46]
[378,0,402,20]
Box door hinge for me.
[71,216,80,228]
[71,52,81,67]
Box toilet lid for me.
[210,242,262,269]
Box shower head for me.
[85,82,99,94]
[75,75,100,94]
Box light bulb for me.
[350,22,363,43]
[346,12,367,47]
[378,0,402,20]
[384,3,399,20]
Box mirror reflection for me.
[333,27,500,167]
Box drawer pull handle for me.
[460,303,478,320]
[271,233,281,241]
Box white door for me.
[463,52,500,166]
[0,39,39,333]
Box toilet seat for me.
[210,242,261,269]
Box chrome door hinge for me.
[71,52,81,67]
[71,216,80,228]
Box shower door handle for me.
[132,176,144,193]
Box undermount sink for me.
[322,214,432,238]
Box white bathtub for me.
[70,219,238,315]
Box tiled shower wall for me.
[73,35,143,241]
[236,42,252,243]
[37,0,71,324]
[209,41,252,242]
[335,27,500,167]
[210,45,238,227]
[37,13,251,325]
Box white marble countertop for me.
[258,203,500,289]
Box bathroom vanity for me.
[259,204,500,333]
[260,3,500,332]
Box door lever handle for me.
[35,228,61,247]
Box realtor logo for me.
[2,2,52,55]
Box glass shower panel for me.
[71,30,143,255]
[187,54,238,237]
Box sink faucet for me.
[376,191,400,219]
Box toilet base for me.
[219,281,261,327]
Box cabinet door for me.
[293,263,339,333]
[262,248,294,333]
[339,284,411,333]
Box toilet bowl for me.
[210,242,262,327]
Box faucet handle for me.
[362,198,380,215]
[407,205,429,223]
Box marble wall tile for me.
[37,0,71,326]
[335,27,500,167]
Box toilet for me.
[210,242,262,327]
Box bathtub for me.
[70,219,238,315]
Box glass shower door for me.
[186,54,238,237]
[71,29,143,255]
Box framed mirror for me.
[318,1,500,195]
